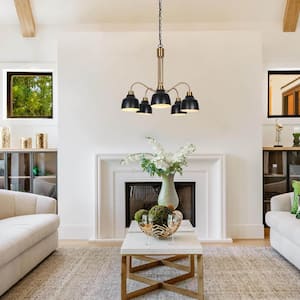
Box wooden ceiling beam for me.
[14,0,36,37]
[283,0,300,32]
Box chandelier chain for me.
[158,0,163,47]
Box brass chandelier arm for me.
[144,88,152,98]
[129,82,155,93]
[167,87,180,98]
[167,82,192,94]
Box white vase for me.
[157,173,179,209]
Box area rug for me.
[2,246,300,300]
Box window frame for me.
[6,71,53,119]
[268,70,300,118]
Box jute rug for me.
[1,246,300,300]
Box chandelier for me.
[121,0,199,115]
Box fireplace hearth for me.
[125,182,195,227]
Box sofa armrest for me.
[35,195,57,214]
[270,192,292,212]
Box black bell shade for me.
[171,99,186,116]
[181,94,199,112]
[137,98,152,115]
[151,89,171,108]
[121,93,139,112]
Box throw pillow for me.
[297,194,300,219]
[291,180,300,214]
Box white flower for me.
[172,144,196,163]
[121,153,153,165]
[121,137,196,176]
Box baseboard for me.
[89,238,233,245]
[58,224,91,239]
[229,224,264,239]
[89,238,123,246]
[60,224,263,240]
[200,238,233,243]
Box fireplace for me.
[95,154,229,242]
[125,182,195,227]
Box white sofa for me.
[0,190,60,296]
[266,192,300,269]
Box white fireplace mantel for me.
[92,154,231,242]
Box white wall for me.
[58,31,263,239]
[0,33,58,148]
[1,24,299,241]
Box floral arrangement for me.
[121,137,196,177]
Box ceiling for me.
[0,0,293,31]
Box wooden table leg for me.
[128,256,132,273]
[121,256,127,300]
[190,254,195,275]
[197,254,204,300]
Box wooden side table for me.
[120,224,203,300]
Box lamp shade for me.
[171,99,186,116]
[121,93,139,112]
[181,94,199,112]
[137,98,152,115]
[151,89,171,108]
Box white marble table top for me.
[121,222,202,256]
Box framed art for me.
[7,71,53,118]
[268,70,300,118]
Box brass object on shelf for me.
[1,127,10,148]
[20,137,32,149]
[36,133,48,149]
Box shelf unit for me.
[263,146,300,226]
[0,149,57,199]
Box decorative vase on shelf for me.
[1,127,10,148]
[158,173,179,209]
[293,133,300,147]
[36,133,48,149]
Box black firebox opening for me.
[125,182,195,227]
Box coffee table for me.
[120,221,203,299]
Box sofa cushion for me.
[0,214,59,268]
[266,211,300,247]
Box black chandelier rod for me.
[158,0,163,48]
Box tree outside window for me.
[7,72,53,118]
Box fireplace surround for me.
[94,154,230,242]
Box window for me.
[7,72,53,118]
[268,70,300,118]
